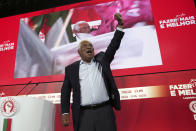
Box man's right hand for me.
[61,113,70,126]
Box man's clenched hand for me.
[61,113,70,126]
[114,13,123,28]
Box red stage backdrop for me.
[1,70,196,131]
[0,0,196,131]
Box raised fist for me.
[114,13,123,27]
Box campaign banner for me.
[1,69,196,131]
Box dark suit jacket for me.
[61,30,124,131]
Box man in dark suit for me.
[61,13,124,131]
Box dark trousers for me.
[78,104,117,131]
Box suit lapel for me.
[96,58,108,75]
[69,61,81,106]
[74,61,80,84]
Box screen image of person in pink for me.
[58,0,161,73]
[71,0,153,39]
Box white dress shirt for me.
[79,59,109,106]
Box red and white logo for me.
[189,101,196,113]
[0,97,17,117]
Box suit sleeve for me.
[61,67,72,114]
[104,30,124,63]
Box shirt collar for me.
[80,58,95,65]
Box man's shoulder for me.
[66,60,80,69]
[94,51,105,61]
[95,51,105,58]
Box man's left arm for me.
[104,13,125,64]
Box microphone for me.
[26,82,40,96]
[16,80,32,96]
